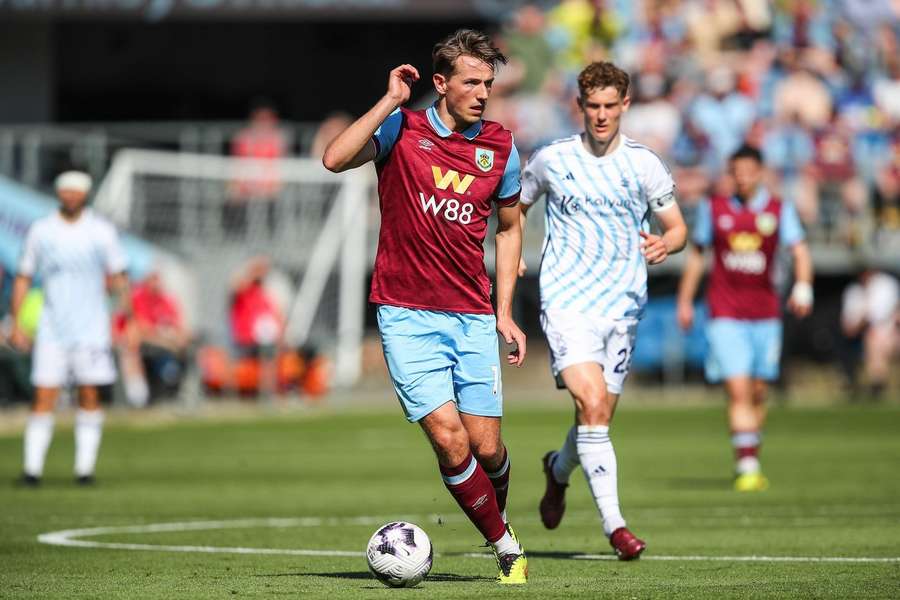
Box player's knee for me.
[428,424,469,461]
[579,406,612,426]
[31,400,55,414]
[32,388,58,413]
[729,392,754,407]
[78,388,102,411]
[574,391,610,425]
[470,438,503,465]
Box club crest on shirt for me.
[717,214,734,231]
[475,148,494,172]
[756,212,777,236]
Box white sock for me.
[551,425,579,484]
[576,425,626,537]
[491,530,521,557]
[736,456,761,475]
[24,413,55,477]
[74,409,104,477]
[124,375,150,408]
[732,431,762,475]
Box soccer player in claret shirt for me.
[677,145,814,492]
[519,62,687,560]
[323,30,528,584]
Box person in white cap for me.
[11,170,129,486]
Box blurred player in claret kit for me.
[519,61,687,560]
[677,145,814,492]
[323,30,528,584]
[11,170,129,487]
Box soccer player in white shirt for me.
[11,171,129,486]
[519,62,687,560]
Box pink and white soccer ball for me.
[365,521,433,588]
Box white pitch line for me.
[37,518,900,564]
[461,552,900,563]
[39,538,363,558]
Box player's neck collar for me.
[426,103,482,140]
[57,207,89,223]
[577,132,625,160]
[730,187,769,212]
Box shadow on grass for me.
[442,550,617,561]
[257,571,491,582]
[425,573,492,582]
[662,476,733,490]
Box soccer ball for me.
[365,521,433,588]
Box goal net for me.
[94,149,371,389]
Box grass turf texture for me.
[1,403,898,598]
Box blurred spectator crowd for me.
[486,0,900,248]
[0,258,330,407]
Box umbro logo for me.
[471,494,489,510]
[418,138,435,151]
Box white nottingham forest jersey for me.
[18,209,128,347]
[521,134,675,319]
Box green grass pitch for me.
[1,401,898,598]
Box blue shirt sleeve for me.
[496,142,521,200]
[692,198,713,247]
[779,200,805,246]
[372,109,404,162]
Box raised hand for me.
[386,64,420,106]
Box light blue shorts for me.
[377,305,503,423]
[705,318,782,383]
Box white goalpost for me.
[94,149,371,388]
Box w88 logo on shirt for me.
[418,193,475,224]
[418,165,478,225]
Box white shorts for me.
[541,308,638,395]
[31,341,117,388]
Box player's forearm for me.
[322,95,398,172]
[10,275,31,320]
[518,208,528,252]
[110,273,132,316]
[677,248,705,304]
[792,242,813,285]
[495,226,522,319]
[655,204,687,256]
[661,222,687,255]
[788,242,815,312]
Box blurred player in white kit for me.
[11,170,129,486]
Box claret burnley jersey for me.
[369,104,521,314]
[692,188,805,320]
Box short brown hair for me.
[432,29,508,77]
[577,61,630,101]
